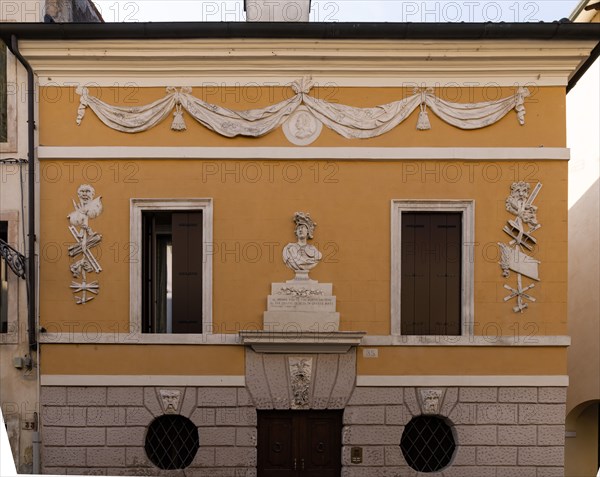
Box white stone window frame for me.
[0,44,17,152]
[390,200,475,338]
[0,211,21,344]
[130,198,213,340]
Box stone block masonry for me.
[342,386,566,476]
[40,385,566,475]
[41,386,256,475]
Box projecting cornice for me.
[18,39,598,87]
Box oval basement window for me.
[400,415,456,472]
[144,415,199,470]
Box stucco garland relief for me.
[498,181,542,313]
[67,184,103,304]
[75,77,530,142]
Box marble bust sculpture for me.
[283,212,322,281]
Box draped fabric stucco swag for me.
[75,77,530,138]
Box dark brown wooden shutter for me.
[401,212,461,335]
[172,212,203,333]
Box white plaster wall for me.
[566,56,600,413]
[568,56,600,208]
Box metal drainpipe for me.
[9,35,37,352]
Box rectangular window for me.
[142,211,203,334]
[1,221,8,333]
[130,199,212,337]
[1,40,7,143]
[401,212,461,335]
[391,200,474,337]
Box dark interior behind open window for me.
[142,211,203,334]
[1,221,8,333]
[401,212,461,335]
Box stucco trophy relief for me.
[283,212,322,282]
[497,181,542,313]
[67,184,103,304]
[289,357,313,409]
[263,212,340,332]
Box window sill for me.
[38,333,570,347]
[38,332,240,345]
[361,335,570,346]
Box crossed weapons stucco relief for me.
[498,181,543,313]
[67,184,103,304]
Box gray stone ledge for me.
[360,335,571,346]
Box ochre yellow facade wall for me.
[357,347,567,376]
[39,160,568,335]
[38,85,568,376]
[40,345,244,375]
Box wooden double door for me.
[257,410,342,477]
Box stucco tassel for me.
[171,104,187,131]
[416,109,431,130]
[416,91,431,130]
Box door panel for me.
[258,410,342,477]
[305,415,341,476]
[257,414,296,476]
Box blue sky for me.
[93,0,581,23]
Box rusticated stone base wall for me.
[40,380,566,476]
[342,386,567,477]
[40,386,257,476]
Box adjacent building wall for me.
[565,3,600,475]
[0,16,36,474]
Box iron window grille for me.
[400,415,456,472]
[144,415,199,469]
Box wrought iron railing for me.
[0,238,26,279]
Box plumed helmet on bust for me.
[292,212,317,239]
